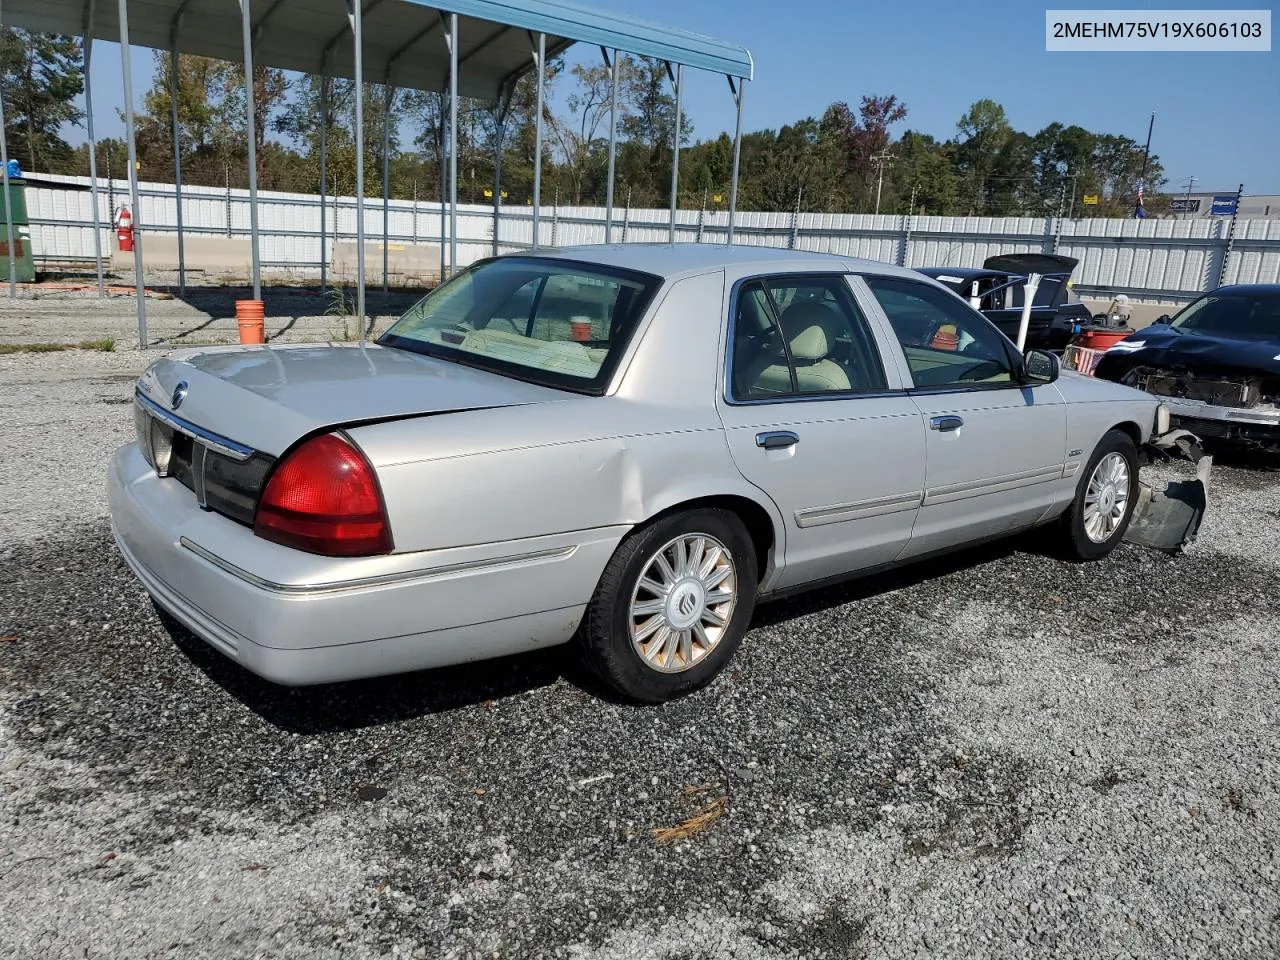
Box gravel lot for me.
[0,281,420,349]
[2,341,1279,959]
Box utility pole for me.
[872,150,894,215]
[1181,176,1198,219]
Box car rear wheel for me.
[1059,429,1139,561]
[576,508,757,704]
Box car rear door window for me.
[730,275,887,401]
[864,276,1016,389]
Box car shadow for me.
[1200,444,1280,472]
[752,538,1021,626]
[158,537,1029,731]
[169,284,424,321]
[157,603,580,733]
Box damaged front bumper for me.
[1142,388,1280,450]
[1125,428,1212,553]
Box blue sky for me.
[67,0,1279,192]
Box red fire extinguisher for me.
[115,206,134,253]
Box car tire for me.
[1059,429,1140,561]
[576,508,758,704]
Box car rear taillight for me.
[253,433,392,557]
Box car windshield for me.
[1169,291,1280,341]
[379,257,662,393]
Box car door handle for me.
[755,431,800,450]
[930,415,964,432]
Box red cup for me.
[571,320,592,342]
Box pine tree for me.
[0,27,85,173]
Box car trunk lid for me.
[136,341,568,457]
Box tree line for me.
[4,25,1169,219]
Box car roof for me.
[1208,284,1280,296]
[519,243,929,282]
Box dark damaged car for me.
[1095,285,1280,450]
[917,254,1094,351]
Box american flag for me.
[1134,181,1147,219]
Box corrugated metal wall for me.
[25,173,1280,300]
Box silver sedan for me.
[109,245,1197,702]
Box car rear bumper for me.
[108,443,625,685]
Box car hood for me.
[136,342,569,456]
[1097,327,1280,378]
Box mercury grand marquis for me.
[109,245,1198,703]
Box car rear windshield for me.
[379,257,662,394]
[1169,291,1280,341]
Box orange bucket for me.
[930,323,960,351]
[236,299,265,345]
[1077,328,1131,351]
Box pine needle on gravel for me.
[652,796,728,844]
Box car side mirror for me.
[1022,348,1060,384]
[1153,314,1172,324]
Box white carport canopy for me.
[0,0,753,346]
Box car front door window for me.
[864,276,1016,389]
[718,273,925,589]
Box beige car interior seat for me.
[748,300,852,395]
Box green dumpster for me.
[0,178,36,284]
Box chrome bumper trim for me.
[1160,395,1280,428]
[135,391,257,462]
[179,537,578,596]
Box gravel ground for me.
[2,347,1279,959]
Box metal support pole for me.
[319,75,328,292]
[789,186,801,249]
[901,185,916,267]
[727,76,746,245]
[382,81,393,293]
[1217,183,1245,289]
[668,63,682,243]
[438,95,446,281]
[118,0,147,344]
[348,0,367,339]
[532,32,545,248]
[603,47,618,243]
[490,101,506,257]
[239,0,262,301]
[0,96,13,297]
[106,151,114,233]
[448,14,458,274]
[169,30,186,296]
[1016,274,1040,352]
[83,0,105,297]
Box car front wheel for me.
[576,508,757,703]
[1059,429,1139,561]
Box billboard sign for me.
[1211,195,1239,216]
